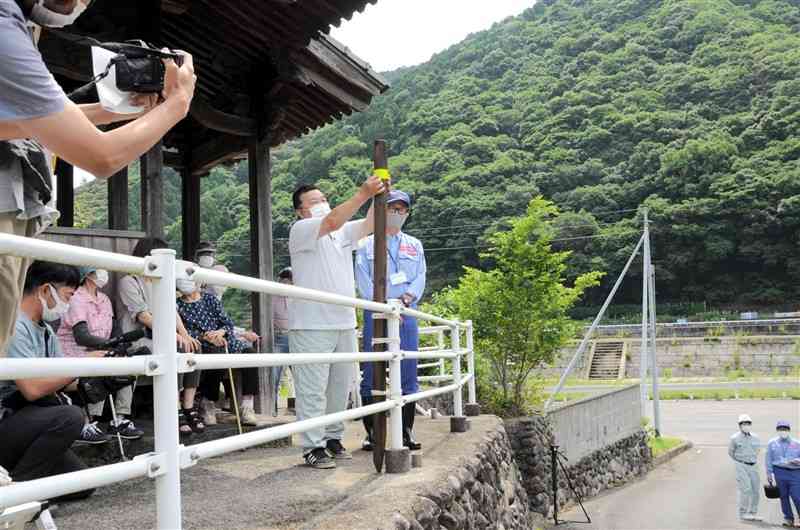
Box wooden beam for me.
[55,160,74,227]
[161,0,190,14]
[248,135,275,415]
[189,98,257,137]
[108,166,129,231]
[291,62,369,112]
[190,134,248,176]
[140,142,164,238]
[181,169,201,260]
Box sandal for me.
[185,407,206,434]
[179,409,193,435]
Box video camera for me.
[76,329,150,405]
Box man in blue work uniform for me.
[356,190,426,451]
[729,413,763,521]
[766,420,800,527]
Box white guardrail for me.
[0,233,478,529]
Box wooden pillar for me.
[248,135,274,414]
[181,170,201,260]
[140,141,164,238]
[108,166,129,230]
[55,159,74,227]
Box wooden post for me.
[248,135,275,415]
[181,170,201,260]
[140,141,164,238]
[55,159,74,227]
[108,166,129,230]
[371,139,389,472]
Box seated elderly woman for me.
[56,266,143,443]
[176,277,258,426]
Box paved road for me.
[558,400,800,530]
[549,381,798,394]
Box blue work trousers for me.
[360,309,418,397]
[775,466,800,522]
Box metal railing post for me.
[464,320,480,416]
[387,300,404,451]
[437,329,445,378]
[451,325,462,417]
[149,249,182,530]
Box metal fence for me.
[0,233,478,529]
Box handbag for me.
[764,483,780,499]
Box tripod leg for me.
[557,452,591,524]
[108,395,127,461]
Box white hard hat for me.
[738,414,753,424]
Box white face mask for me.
[309,202,331,218]
[39,285,70,321]
[177,279,197,295]
[779,431,790,440]
[212,285,227,299]
[29,0,88,28]
[387,212,408,230]
[740,425,751,434]
[198,255,215,268]
[93,269,109,289]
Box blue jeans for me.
[360,309,419,397]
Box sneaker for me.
[747,514,762,521]
[782,520,794,528]
[240,406,258,426]
[75,422,110,445]
[304,447,336,469]
[201,399,218,426]
[325,439,352,460]
[361,435,373,452]
[108,419,144,440]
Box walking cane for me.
[225,340,243,435]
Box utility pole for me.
[639,209,649,419]
[644,210,662,436]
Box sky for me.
[330,0,534,73]
[74,1,534,186]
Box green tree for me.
[444,198,603,415]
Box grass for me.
[652,388,800,400]
[648,436,683,458]
[541,391,590,403]
[540,375,800,388]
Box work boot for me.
[361,395,374,450]
[402,402,421,451]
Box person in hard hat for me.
[729,413,762,521]
[766,420,800,527]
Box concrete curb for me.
[653,439,693,467]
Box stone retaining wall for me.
[394,424,540,530]
[505,416,652,517]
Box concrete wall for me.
[546,384,642,463]
[545,336,800,378]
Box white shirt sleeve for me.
[341,219,367,247]
[289,218,323,254]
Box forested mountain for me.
[76,0,800,319]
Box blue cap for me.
[777,420,791,429]
[78,266,97,281]
[387,190,411,207]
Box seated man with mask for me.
[0,261,99,500]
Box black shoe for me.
[108,419,144,440]
[325,439,352,460]
[402,403,422,451]
[75,422,110,445]
[362,429,374,451]
[304,447,336,469]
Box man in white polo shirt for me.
[289,175,384,469]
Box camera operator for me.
[0,261,100,500]
[0,0,197,358]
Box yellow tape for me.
[374,168,391,181]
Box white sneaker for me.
[748,514,763,521]
[201,399,218,425]
[240,406,258,426]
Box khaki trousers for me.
[0,212,37,357]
